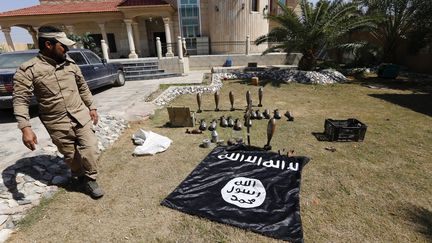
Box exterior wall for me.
[101,20,129,58]
[269,0,300,31]
[164,0,177,8]
[159,57,189,73]
[0,42,30,52]
[199,0,210,37]
[171,11,180,48]
[66,20,133,58]
[207,0,270,54]
[188,53,301,70]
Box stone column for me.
[182,37,187,56]
[28,26,39,49]
[2,27,15,52]
[156,37,162,59]
[246,35,250,55]
[124,19,138,59]
[132,21,141,56]
[101,40,109,61]
[162,17,174,57]
[64,25,77,48]
[98,23,109,48]
[177,36,183,59]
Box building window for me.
[251,0,259,12]
[270,0,288,14]
[179,0,201,54]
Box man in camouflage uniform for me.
[13,26,104,199]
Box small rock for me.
[26,194,41,202]
[34,180,47,187]
[0,215,9,227]
[0,208,13,216]
[32,165,46,174]
[42,145,58,153]
[42,173,53,181]
[51,176,68,185]
[0,203,9,212]
[3,218,14,229]
[34,157,51,167]
[15,174,25,184]
[11,214,24,224]
[32,186,46,194]
[42,190,56,199]
[31,199,41,207]
[7,200,18,208]
[10,204,32,215]
[0,189,6,196]
[47,164,61,174]
[23,175,35,183]
[2,176,12,185]
[16,199,31,206]
[2,170,15,176]
[46,185,58,191]
[0,229,13,242]
[17,183,25,191]
[0,193,12,200]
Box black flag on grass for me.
[161,144,309,242]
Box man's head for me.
[38,26,76,63]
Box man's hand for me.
[90,109,99,125]
[21,127,38,151]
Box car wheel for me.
[114,70,126,87]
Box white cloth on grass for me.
[132,129,172,156]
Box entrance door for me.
[153,32,167,56]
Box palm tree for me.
[255,0,376,71]
[360,0,432,63]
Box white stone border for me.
[153,73,227,106]
[152,69,347,107]
[0,115,128,238]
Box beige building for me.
[0,0,298,59]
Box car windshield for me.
[0,53,38,69]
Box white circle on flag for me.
[221,177,266,208]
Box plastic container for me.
[324,118,367,142]
[223,57,233,67]
[377,63,400,79]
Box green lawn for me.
[10,75,432,242]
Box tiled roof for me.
[118,0,169,7]
[0,1,121,17]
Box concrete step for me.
[125,69,165,76]
[125,73,181,81]
[123,65,159,71]
[122,62,159,67]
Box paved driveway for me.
[0,71,206,171]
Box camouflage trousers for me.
[46,117,99,180]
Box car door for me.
[82,51,110,88]
[67,51,97,90]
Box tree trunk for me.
[298,53,317,71]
